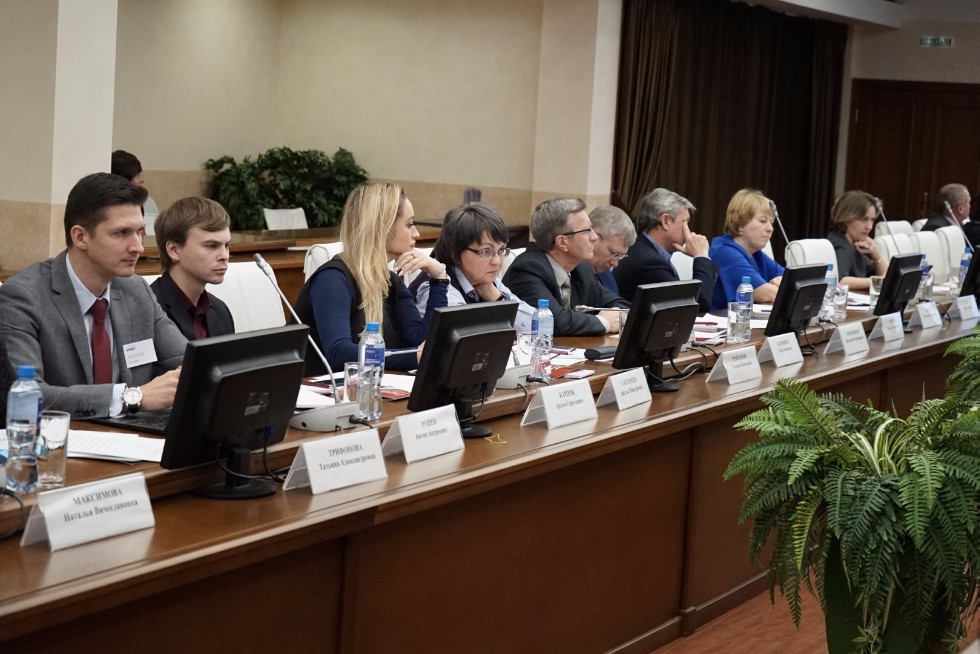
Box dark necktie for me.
[89,299,112,384]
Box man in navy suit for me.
[614,188,718,312]
[921,183,979,248]
[150,197,235,341]
[587,205,636,297]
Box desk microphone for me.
[875,196,904,255]
[768,200,791,249]
[944,200,975,252]
[254,253,357,431]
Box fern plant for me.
[725,330,980,654]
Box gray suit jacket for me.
[0,251,187,420]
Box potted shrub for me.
[725,332,980,653]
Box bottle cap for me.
[16,364,35,379]
[827,264,834,271]
[366,322,380,332]
[537,299,549,309]
[741,276,750,284]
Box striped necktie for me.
[560,278,572,310]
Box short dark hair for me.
[111,150,143,182]
[64,173,148,247]
[430,203,510,268]
[155,197,231,272]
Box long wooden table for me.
[0,315,970,653]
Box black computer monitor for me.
[959,251,980,300]
[612,280,701,392]
[407,302,518,439]
[873,253,923,318]
[160,325,308,499]
[764,264,828,339]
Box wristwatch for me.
[122,386,143,414]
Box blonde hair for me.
[725,189,772,236]
[338,182,406,329]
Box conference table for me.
[0,310,971,653]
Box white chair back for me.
[912,218,927,232]
[909,230,949,283]
[874,233,916,264]
[501,247,525,277]
[263,207,308,230]
[304,242,344,281]
[874,220,912,238]
[761,240,774,262]
[784,238,837,268]
[935,226,968,279]
[669,251,694,281]
[207,262,286,332]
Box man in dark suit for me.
[0,173,186,420]
[922,183,979,248]
[150,197,235,340]
[503,198,629,336]
[587,205,636,296]
[614,188,718,312]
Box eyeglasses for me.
[560,226,596,238]
[597,234,628,261]
[465,246,511,260]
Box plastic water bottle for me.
[529,299,554,382]
[820,264,837,321]
[734,277,753,343]
[959,247,972,289]
[357,322,385,421]
[6,365,42,495]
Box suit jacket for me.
[595,270,619,294]
[0,251,187,420]
[150,273,235,341]
[921,215,957,232]
[502,244,629,336]
[614,235,718,312]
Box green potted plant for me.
[724,331,980,654]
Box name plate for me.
[757,333,803,367]
[949,295,979,322]
[283,429,387,494]
[868,312,906,342]
[21,472,154,551]
[521,379,598,428]
[907,302,942,330]
[381,404,464,463]
[823,322,870,356]
[706,346,762,385]
[596,368,652,410]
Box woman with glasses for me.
[294,182,449,374]
[412,203,534,332]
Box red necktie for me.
[89,299,112,384]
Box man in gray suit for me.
[0,173,186,420]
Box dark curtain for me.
[611,0,848,258]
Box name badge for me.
[283,429,387,494]
[21,472,154,551]
[823,322,870,356]
[123,338,158,368]
[949,295,979,322]
[381,404,464,463]
[521,379,598,428]
[757,333,803,367]
[907,302,942,330]
[595,368,652,411]
[868,312,906,342]
[706,346,762,385]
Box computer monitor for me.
[408,302,519,439]
[958,251,980,300]
[763,264,828,339]
[873,253,923,318]
[612,280,701,392]
[160,324,308,499]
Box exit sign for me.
[920,36,954,47]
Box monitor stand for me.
[195,447,276,500]
[645,361,679,393]
[456,397,493,439]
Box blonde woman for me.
[294,182,449,374]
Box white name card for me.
[381,404,464,463]
[706,346,762,385]
[283,429,387,494]
[521,379,598,428]
[868,312,906,342]
[949,295,979,322]
[21,472,154,551]
[907,302,942,330]
[757,334,803,367]
[823,322,870,356]
[596,368,652,411]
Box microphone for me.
[875,196,903,256]
[943,200,975,252]
[254,253,358,431]
[768,200,791,248]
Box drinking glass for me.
[833,284,849,321]
[343,362,359,404]
[869,275,884,312]
[37,410,70,490]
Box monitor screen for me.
[408,302,518,438]
[764,264,828,339]
[873,253,923,318]
[160,324,308,499]
[613,280,701,392]
[959,251,980,300]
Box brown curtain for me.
[612,0,848,257]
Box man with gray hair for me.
[922,183,978,247]
[614,187,718,312]
[503,198,629,336]
[587,205,636,295]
